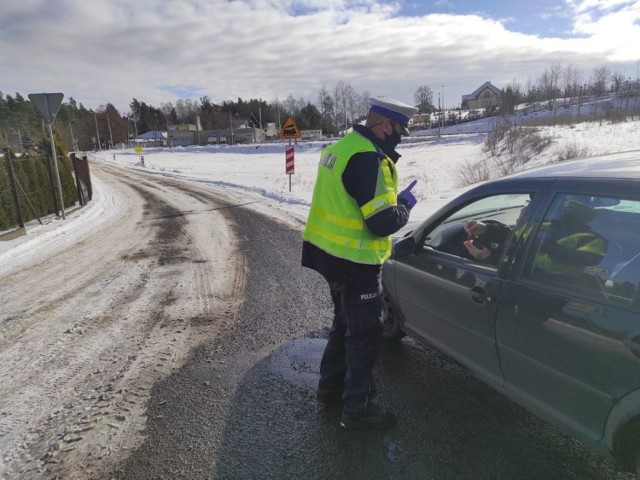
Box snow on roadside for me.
[0,176,126,277]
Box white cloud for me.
[1,0,639,113]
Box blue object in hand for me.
[397,180,418,209]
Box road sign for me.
[285,145,295,174]
[28,93,64,124]
[279,116,301,139]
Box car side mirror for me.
[392,236,416,259]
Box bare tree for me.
[174,99,196,123]
[537,63,562,110]
[414,86,434,113]
[317,85,334,133]
[507,78,522,99]
[343,83,358,126]
[590,64,610,96]
[357,91,370,121]
[561,64,582,106]
[333,81,347,134]
[283,95,298,117]
[317,85,329,118]
[159,102,174,120]
[611,71,625,94]
[524,77,537,105]
[270,97,283,128]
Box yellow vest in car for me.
[303,131,398,265]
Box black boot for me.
[340,404,396,430]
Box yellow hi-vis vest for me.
[302,131,399,265]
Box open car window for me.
[421,193,532,266]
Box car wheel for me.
[382,291,406,341]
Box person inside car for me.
[534,200,607,277]
[463,200,607,281]
[463,219,513,265]
[462,200,531,265]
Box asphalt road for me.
[111,173,632,480]
[0,162,244,479]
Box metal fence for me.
[1,149,92,232]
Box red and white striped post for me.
[285,144,295,191]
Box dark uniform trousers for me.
[318,270,384,414]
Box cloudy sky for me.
[1,0,639,114]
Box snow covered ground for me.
[2,110,640,276]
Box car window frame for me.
[413,190,538,273]
[513,179,640,313]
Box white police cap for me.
[368,97,418,135]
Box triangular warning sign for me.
[279,116,301,139]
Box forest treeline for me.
[1,62,639,152]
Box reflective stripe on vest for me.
[302,131,398,265]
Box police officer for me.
[301,97,419,429]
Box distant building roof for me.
[462,81,502,101]
[137,131,167,140]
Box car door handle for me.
[470,286,492,304]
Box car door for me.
[393,193,532,388]
[497,185,640,443]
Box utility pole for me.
[155,114,160,144]
[29,93,65,220]
[131,112,138,139]
[94,113,101,150]
[107,115,114,149]
[229,111,234,145]
[196,113,201,145]
[69,121,76,151]
[441,84,445,134]
[438,92,441,138]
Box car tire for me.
[382,290,406,341]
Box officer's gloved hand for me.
[397,180,418,210]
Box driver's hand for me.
[464,220,487,236]
[464,239,492,261]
